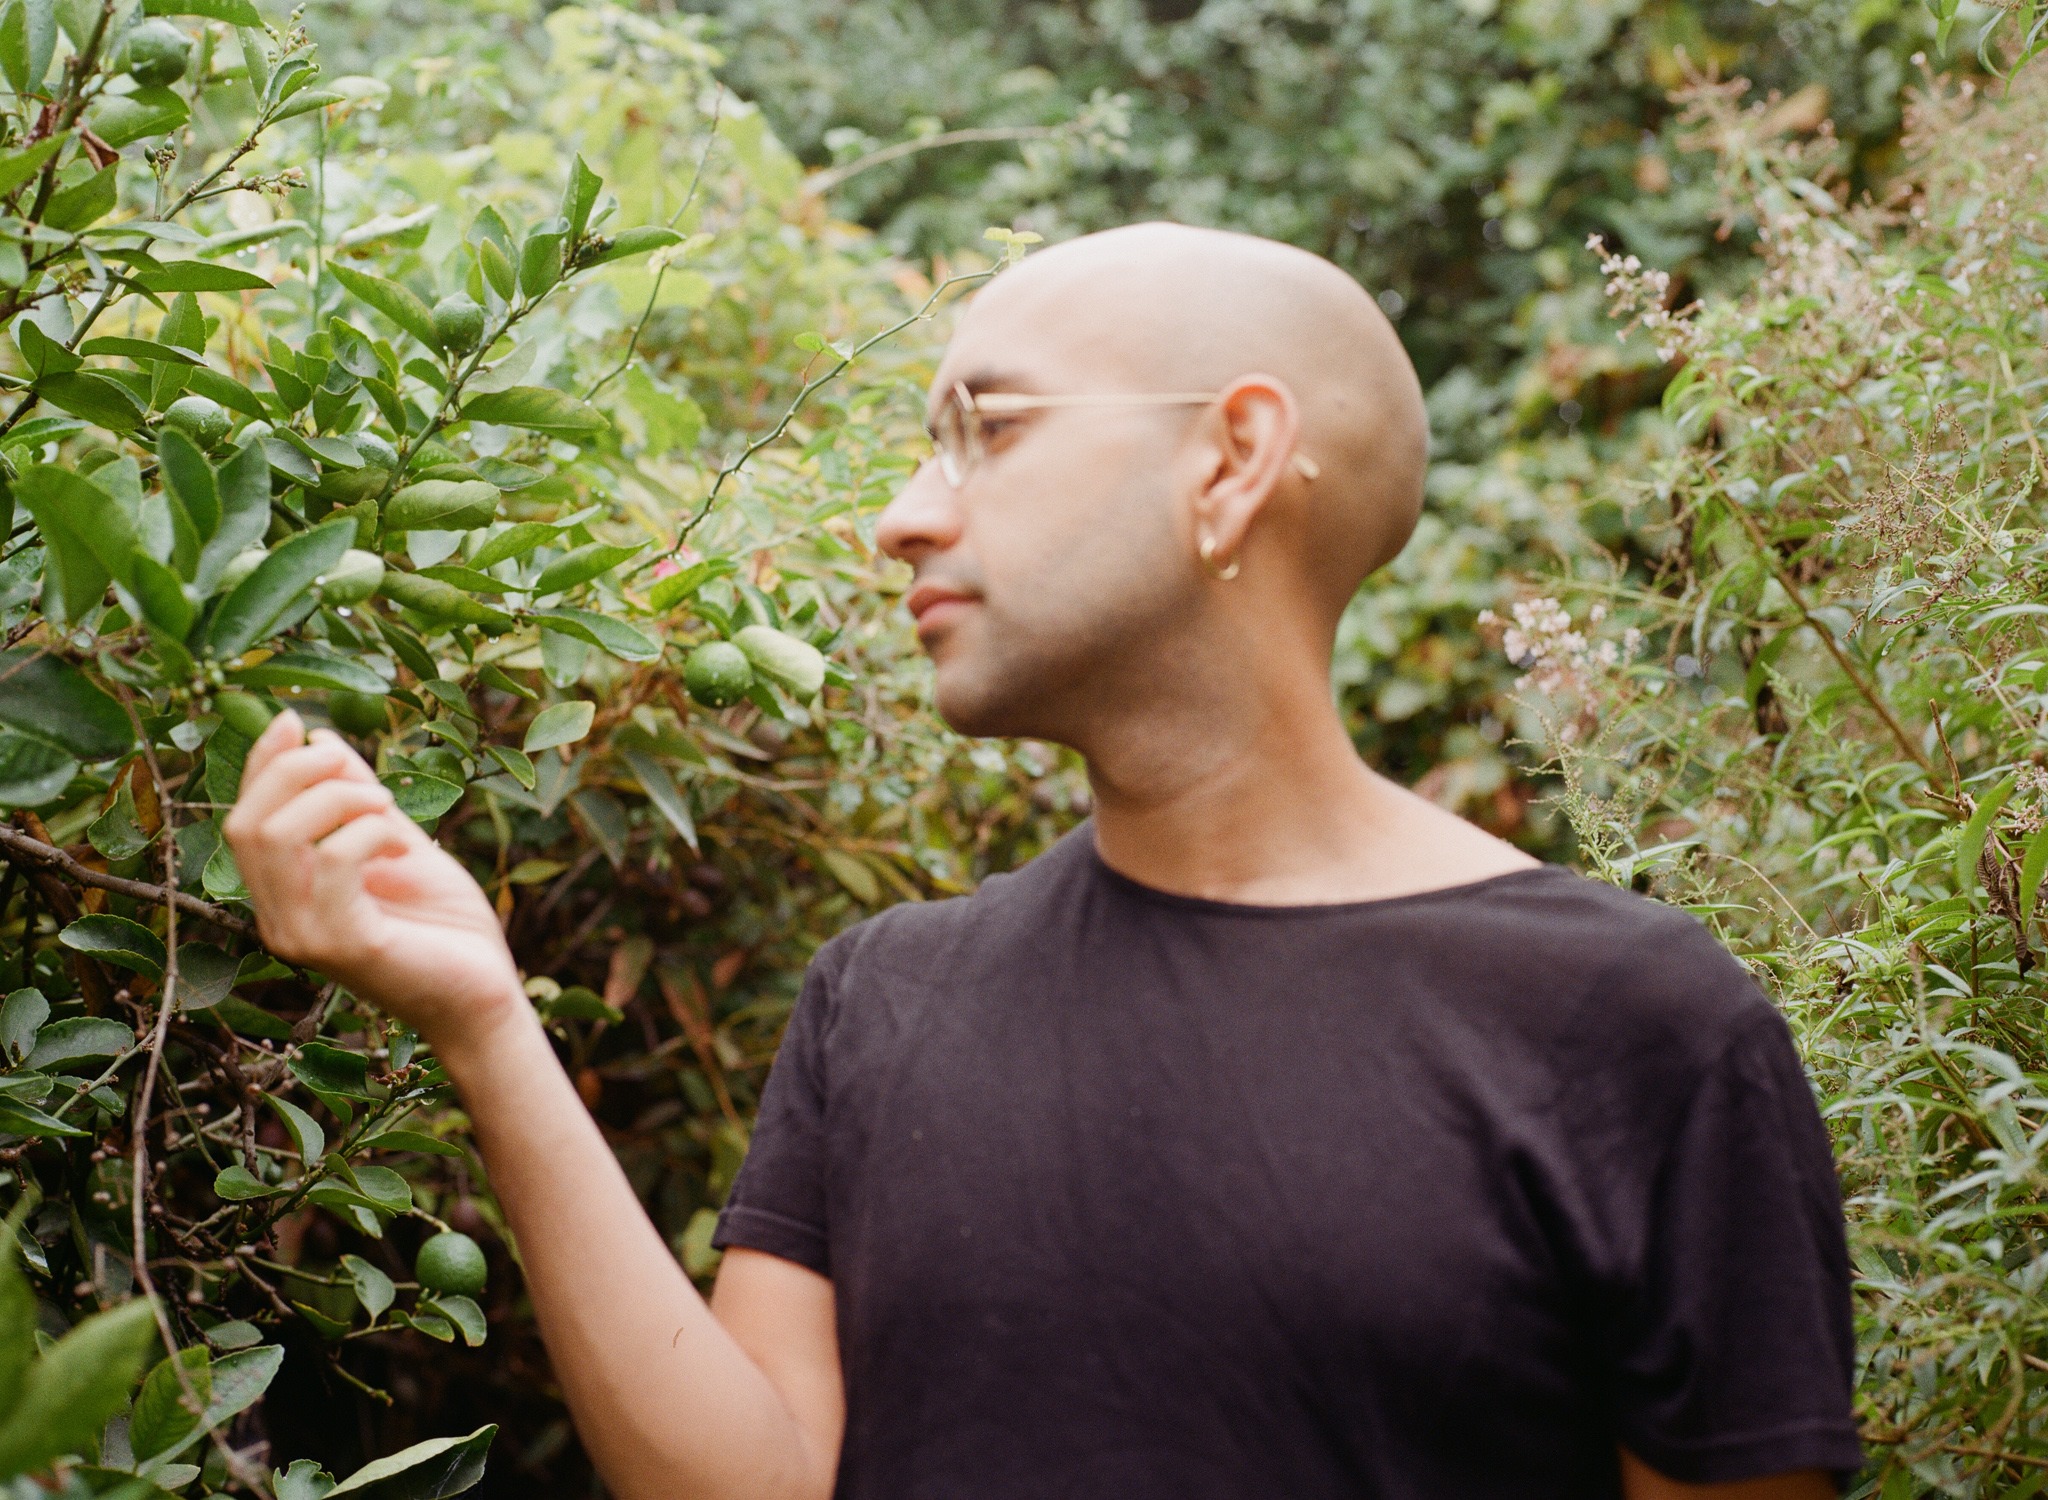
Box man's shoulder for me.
[1461,865,1783,1061]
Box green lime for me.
[214,691,275,740]
[121,18,191,87]
[415,1230,487,1296]
[685,640,753,708]
[431,295,486,355]
[327,690,388,737]
[162,394,229,450]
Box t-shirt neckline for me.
[1083,825,1566,920]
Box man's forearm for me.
[440,1006,830,1500]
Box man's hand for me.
[223,710,523,1053]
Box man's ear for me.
[1188,374,1300,575]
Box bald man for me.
[225,224,1861,1500]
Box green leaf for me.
[341,1254,394,1319]
[0,1297,158,1478]
[0,135,61,200]
[43,163,116,231]
[328,264,437,348]
[534,606,661,664]
[15,465,116,622]
[582,225,684,267]
[290,1040,374,1099]
[195,439,272,595]
[0,1200,37,1416]
[173,941,239,1011]
[379,769,463,822]
[201,1342,283,1430]
[421,1293,486,1347]
[0,649,136,758]
[230,649,389,693]
[36,370,145,429]
[0,1097,86,1138]
[384,479,498,534]
[343,1163,411,1213]
[484,743,535,790]
[15,316,79,377]
[646,557,736,613]
[130,1345,211,1463]
[324,1424,496,1499]
[562,154,602,240]
[275,1458,338,1500]
[359,1127,460,1156]
[532,541,645,596]
[265,1094,324,1162]
[130,551,196,638]
[523,700,594,753]
[460,385,607,440]
[621,747,696,851]
[144,0,261,21]
[0,987,47,1064]
[79,335,203,367]
[469,521,558,570]
[518,227,564,299]
[133,261,273,293]
[184,363,268,420]
[59,914,165,977]
[204,517,355,659]
[87,781,151,861]
[1958,772,2019,893]
[212,1163,275,1201]
[377,570,514,632]
[86,85,189,148]
[159,427,219,539]
[269,87,343,122]
[0,731,75,807]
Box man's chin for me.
[932,660,1055,742]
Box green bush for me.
[1492,58,2048,1493]
[0,0,1085,1486]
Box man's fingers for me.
[236,709,308,794]
[227,737,374,833]
[262,779,396,853]
[307,727,381,782]
[309,811,416,903]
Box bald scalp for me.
[962,222,1429,605]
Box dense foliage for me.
[0,0,1077,1490]
[1495,57,2048,1494]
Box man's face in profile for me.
[875,289,1197,744]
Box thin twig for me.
[0,822,255,936]
[800,125,1058,198]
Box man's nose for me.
[875,460,965,565]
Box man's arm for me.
[225,713,843,1500]
[1620,1450,1835,1499]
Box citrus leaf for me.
[78,335,203,366]
[229,649,389,693]
[35,370,145,429]
[0,648,135,758]
[0,732,75,807]
[377,570,515,632]
[460,385,607,440]
[59,914,165,976]
[581,225,684,267]
[0,1297,158,1477]
[0,136,63,199]
[324,1424,496,1499]
[204,517,354,659]
[144,0,262,22]
[384,479,498,534]
[133,261,273,293]
[533,606,661,664]
[129,1345,211,1462]
[86,85,188,148]
[14,465,116,623]
[341,1255,394,1319]
[289,1041,373,1099]
[532,541,644,596]
[523,700,594,753]
[421,1293,486,1347]
[23,1014,131,1068]
[620,747,696,852]
[265,1094,324,1162]
[379,769,463,821]
[328,263,437,348]
[212,1164,275,1201]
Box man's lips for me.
[904,582,980,638]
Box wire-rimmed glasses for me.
[924,381,1321,489]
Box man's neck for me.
[1081,676,1536,906]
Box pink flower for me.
[651,558,683,579]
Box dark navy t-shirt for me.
[713,825,1862,1498]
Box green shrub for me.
[1493,58,2048,1493]
[0,0,1085,1485]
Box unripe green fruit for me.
[219,548,267,593]
[684,640,753,708]
[214,690,275,740]
[415,1231,487,1296]
[121,19,191,87]
[316,549,385,606]
[162,394,229,450]
[431,295,486,354]
[733,624,827,701]
[327,690,388,737]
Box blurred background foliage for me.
[3,0,2035,1491]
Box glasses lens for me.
[932,393,971,487]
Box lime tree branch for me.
[800,125,1058,199]
[583,87,724,405]
[659,267,994,556]
[0,822,256,936]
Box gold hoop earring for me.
[1199,535,1240,581]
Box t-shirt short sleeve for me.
[711,952,835,1277]
[1590,938,1864,1484]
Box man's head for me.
[875,222,1427,747]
